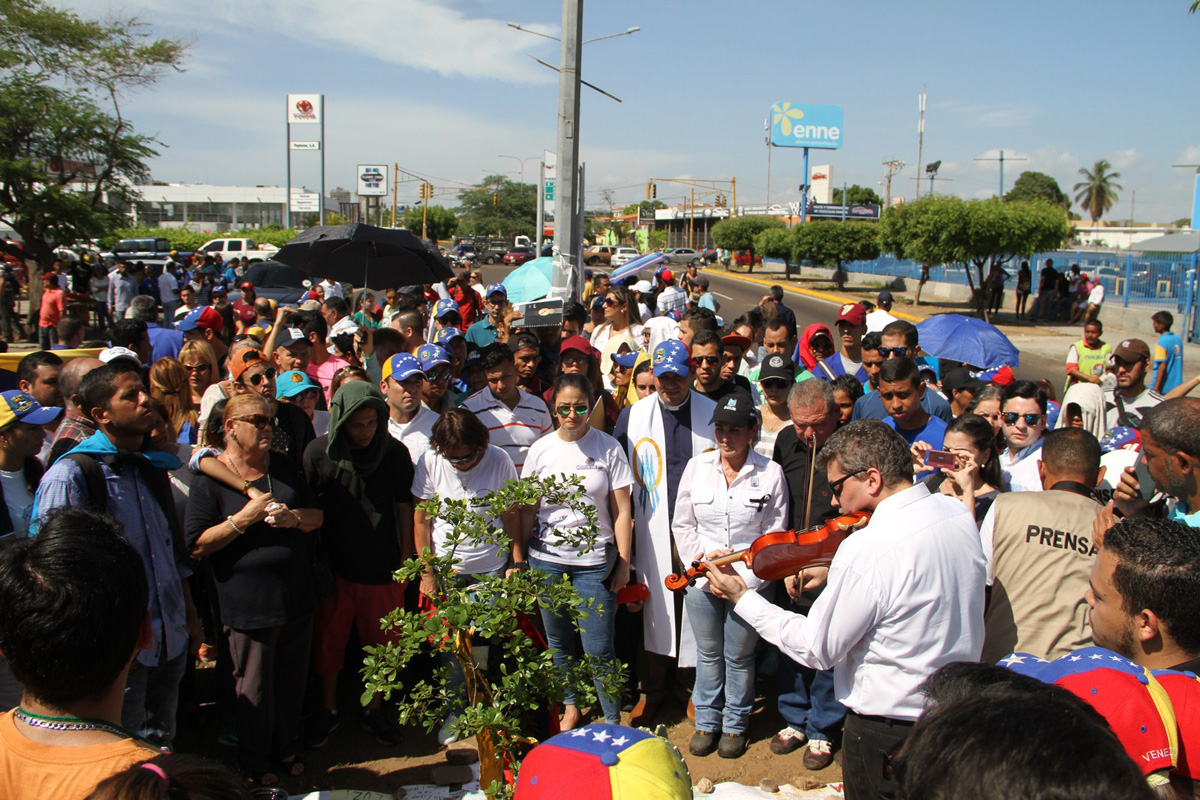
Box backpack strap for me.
[63,453,109,512]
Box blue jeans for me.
[123,649,188,749]
[686,586,761,735]
[777,654,846,742]
[530,556,621,724]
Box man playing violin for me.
[705,419,986,800]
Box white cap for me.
[99,346,141,368]
[632,280,652,294]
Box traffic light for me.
[651,183,657,199]
[420,182,433,199]
[492,192,498,206]
[646,182,652,200]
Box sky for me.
[61,0,1200,224]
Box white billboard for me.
[287,94,322,125]
[357,164,387,197]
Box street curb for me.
[708,269,929,323]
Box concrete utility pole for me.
[550,0,583,302]
[915,87,926,199]
[882,159,906,208]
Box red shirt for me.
[38,288,65,328]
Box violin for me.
[664,510,871,592]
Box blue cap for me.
[435,327,463,345]
[0,390,63,428]
[486,283,507,298]
[383,353,425,383]
[652,339,691,378]
[664,309,682,322]
[591,294,606,310]
[434,299,459,319]
[416,343,451,371]
[275,370,320,400]
[611,351,640,368]
[175,305,223,333]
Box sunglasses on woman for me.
[602,297,621,307]
[445,448,482,465]
[183,363,210,372]
[232,414,272,430]
[1001,412,1043,426]
[556,403,590,418]
[242,367,276,386]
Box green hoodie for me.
[326,380,392,478]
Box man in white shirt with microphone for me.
[704,419,986,800]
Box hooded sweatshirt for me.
[1060,382,1105,442]
[302,381,414,584]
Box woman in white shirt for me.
[521,374,633,729]
[589,286,645,376]
[674,390,789,759]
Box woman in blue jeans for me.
[520,373,634,729]
[674,390,789,758]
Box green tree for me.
[711,216,785,273]
[363,474,620,799]
[1171,217,1193,228]
[754,227,799,278]
[648,229,668,250]
[831,184,883,206]
[1073,160,1123,223]
[0,0,184,326]
[880,195,1069,320]
[793,221,880,290]
[456,175,537,238]
[621,200,667,217]
[1004,171,1070,209]
[403,204,459,242]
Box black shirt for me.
[772,424,836,531]
[302,435,414,584]
[185,456,315,630]
[694,376,753,405]
[273,401,316,470]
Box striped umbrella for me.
[609,252,666,284]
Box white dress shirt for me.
[734,483,986,721]
[673,449,789,593]
[999,438,1044,493]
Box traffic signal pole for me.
[550,0,583,302]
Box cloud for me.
[1106,148,1140,172]
[61,0,558,83]
[937,101,1033,129]
[1175,145,1200,166]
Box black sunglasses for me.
[761,379,790,390]
[242,367,276,386]
[829,469,867,497]
[1001,412,1044,426]
[878,346,909,358]
[445,448,482,465]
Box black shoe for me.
[362,708,401,746]
[718,733,748,759]
[689,729,719,757]
[769,725,806,755]
[302,709,339,749]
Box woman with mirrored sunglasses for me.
[520,374,634,729]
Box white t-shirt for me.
[411,444,516,575]
[1088,283,1106,305]
[520,428,634,566]
[388,406,439,465]
[460,387,552,472]
[158,271,178,301]
[318,279,344,299]
[0,469,34,538]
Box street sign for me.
[357,164,387,197]
[769,102,844,149]
[290,192,320,212]
[290,141,320,150]
[544,180,555,201]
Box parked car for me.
[610,247,641,268]
[584,245,618,266]
[229,259,315,306]
[199,238,279,264]
[733,250,763,267]
[662,247,701,267]
[102,237,189,267]
[503,246,536,266]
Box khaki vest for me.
[982,489,1103,664]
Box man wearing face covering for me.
[302,381,415,748]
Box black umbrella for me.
[273,223,453,290]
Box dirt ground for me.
[176,662,841,796]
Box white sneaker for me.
[804,737,835,770]
[437,713,462,746]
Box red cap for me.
[660,269,674,283]
[240,281,255,291]
[560,335,598,360]
[835,302,867,327]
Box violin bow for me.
[803,431,816,531]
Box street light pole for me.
[550,0,583,302]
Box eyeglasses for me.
[602,297,621,307]
[241,367,276,386]
[690,355,722,366]
[829,469,867,497]
[183,363,210,372]
[445,448,482,465]
[231,414,272,430]
[556,403,590,418]
[1001,412,1044,426]
[425,369,451,382]
[761,379,790,390]
[877,346,909,358]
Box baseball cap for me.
[591,295,606,310]
[434,299,459,319]
[612,350,641,369]
[211,284,227,296]
[660,269,675,283]
[664,309,682,322]
[486,283,507,299]
[276,327,308,349]
[721,333,752,353]
[299,299,321,311]
[1113,338,1151,363]
[0,390,63,428]
[98,346,142,368]
[710,391,757,428]
[513,724,691,800]
[1100,426,1141,453]
[1004,647,1178,776]
[382,353,424,383]
[230,349,269,382]
[632,280,652,294]
[239,281,254,291]
[942,367,984,395]
[176,305,224,334]
[416,343,451,371]
[509,332,540,353]
[759,353,796,383]
[561,335,596,360]
[976,365,1015,387]
[435,327,463,345]
[835,302,867,327]
[275,370,319,400]
[237,305,256,324]
[876,290,894,303]
[651,339,690,378]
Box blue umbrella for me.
[610,252,666,284]
[915,314,1019,369]
[502,256,553,304]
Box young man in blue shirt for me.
[878,357,946,476]
[1152,310,1184,395]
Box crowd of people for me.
[0,253,1198,800]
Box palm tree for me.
[1074,160,1123,223]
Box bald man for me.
[47,357,104,465]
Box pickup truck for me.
[199,238,279,263]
